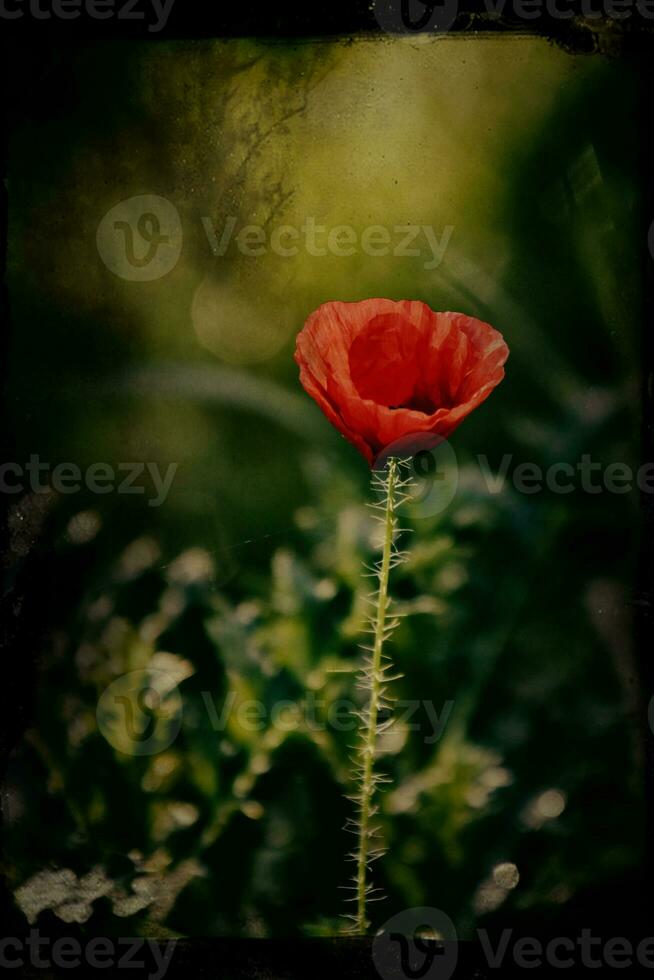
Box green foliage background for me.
[3,36,645,938]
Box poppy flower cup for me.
[295,299,509,466]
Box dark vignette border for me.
[0,4,653,977]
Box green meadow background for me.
[3,36,645,937]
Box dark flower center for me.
[349,314,443,414]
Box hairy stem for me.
[353,457,401,934]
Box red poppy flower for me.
[295,299,509,466]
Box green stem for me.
[354,457,399,934]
